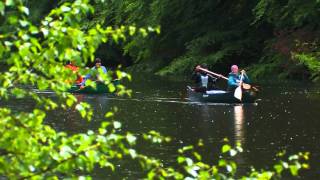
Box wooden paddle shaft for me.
[196,67,228,80]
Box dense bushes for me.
[90,0,320,81]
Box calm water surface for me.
[17,74,320,178]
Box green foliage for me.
[250,0,320,80]
[0,0,160,178]
[146,140,309,179]
[87,0,320,82]
[253,0,320,28]
[0,0,313,179]
[157,30,254,75]
[293,53,320,81]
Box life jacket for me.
[65,64,83,85]
[200,75,209,88]
[65,64,78,71]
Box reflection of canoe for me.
[187,86,257,103]
[68,81,118,94]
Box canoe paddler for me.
[84,58,108,83]
[192,63,218,92]
[227,65,250,92]
[65,61,84,88]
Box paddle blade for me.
[234,87,242,101]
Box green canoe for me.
[68,81,119,94]
[187,86,257,103]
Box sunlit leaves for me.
[293,53,320,81]
[129,26,136,35]
[5,0,15,6]
[0,2,4,15]
[143,130,171,144]
[19,20,29,27]
[11,88,26,98]
[75,102,93,120]
[221,144,231,153]
[18,6,29,15]
[126,133,137,145]
[61,6,71,13]
[113,121,121,129]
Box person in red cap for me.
[227,65,250,91]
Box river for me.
[15,74,320,178]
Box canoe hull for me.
[187,87,257,103]
[68,83,111,94]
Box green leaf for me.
[186,167,198,177]
[11,88,26,98]
[5,0,14,6]
[108,83,116,92]
[229,149,237,156]
[129,26,136,36]
[75,104,86,117]
[66,98,74,107]
[113,121,121,129]
[185,158,193,166]
[61,6,71,12]
[218,159,226,167]
[274,164,283,174]
[85,150,98,163]
[0,2,4,15]
[289,165,299,176]
[128,149,137,158]
[37,79,49,90]
[29,26,39,34]
[193,152,202,161]
[60,145,74,159]
[8,15,18,24]
[178,145,194,153]
[103,162,115,171]
[126,133,137,145]
[98,128,107,135]
[177,156,185,164]
[105,111,114,118]
[226,165,233,172]
[19,20,29,27]
[288,155,299,161]
[222,144,231,153]
[18,6,29,15]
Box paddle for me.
[195,66,258,91]
[196,66,228,80]
[234,71,244,101]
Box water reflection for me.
[234,105,245,145]
[49,94,111,133]
[233,105,247,176]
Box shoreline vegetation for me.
[90,1,320,83]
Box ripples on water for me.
[11,80,320,179]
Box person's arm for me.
[191,72,201,83]
[241,70,250,83]
[208,74,217,83]
[228,76,239,88]
[101,66,107,74]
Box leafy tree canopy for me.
[0,0,311,179]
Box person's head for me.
[199,63,208,75]
[201,63,208,69]
[231,65,239,74]
[66,60,75,65]
[194,63,207,73]
[95,58,102,68]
